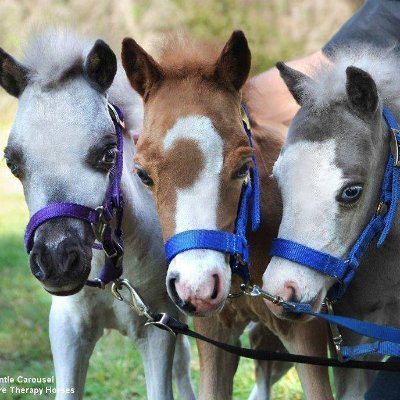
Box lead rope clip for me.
[229,283,296,310]
[111,278,175,337]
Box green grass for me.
[0,122,303,399]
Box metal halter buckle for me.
[390,128,400,167]
[92,206,109,243]
[91,206,121,259]
[376,201,388,217]
[324,299,343,362]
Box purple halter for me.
[24,103,125,289]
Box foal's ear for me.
[215,30,251,91]
[121,38,163,99]
[84,39,117,91]
[346,66,378,118]
[276,62,312,105]
[0,48,28,97]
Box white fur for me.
[24,29,91,86]
[163,116,224,234]
[263,140,342,303]
[7,30,194,400]
[302,45,400,111]
[163,116,230,305]
[13,78,111,215]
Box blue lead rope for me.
[270,106,400,360]
[164,105,261,283]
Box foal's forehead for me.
[139,80,246,164]
[13,78,110,142]
[163,115,224,172]
[282,104,373,176]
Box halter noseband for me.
[270,106,400,302]
[164,105,261,282]
[24,103,125,289]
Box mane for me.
[155,34,221,78]
[22,29,143,131]
[301,44,400,111]
[23,29,92,87]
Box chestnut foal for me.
[121,32,333,399]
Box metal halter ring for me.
[145,313,176,337]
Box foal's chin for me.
[182,300,227,318]
[42,268,92,297]
[269,307,314,322]
[44,281,87,296]
[264,291,325,322]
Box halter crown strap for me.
[164,104,260,283]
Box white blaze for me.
[263,139,344,302]
[163,116,230,295]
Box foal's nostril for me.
[286,293,300,304]
[30,254,48,282]
[181,301,197,313]
[62,250,80,272]
[211,274,219,300]
[281,281,300,302]
[168,276,183,305]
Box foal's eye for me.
[99,146,117,167]
[339,185,363,204]
[233,163,250,179]
[136,168,154,186]
[5,158,20,178]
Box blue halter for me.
[164,105,261,282]
[269,106,400,360]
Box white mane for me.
[23,29,143,131]
[23,29,91,86]
[302,44,400,111]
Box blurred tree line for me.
[0,0,360,121]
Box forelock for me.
[23,29,92,87]
[300,44,400,112]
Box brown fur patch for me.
[164,139,204,189]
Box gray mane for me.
[302,44,400,111]
[23,29,142,130]
[24,29,90,87]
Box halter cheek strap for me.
[164,105,261,283]
[24,104,126,288]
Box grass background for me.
[0,1,360,398]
